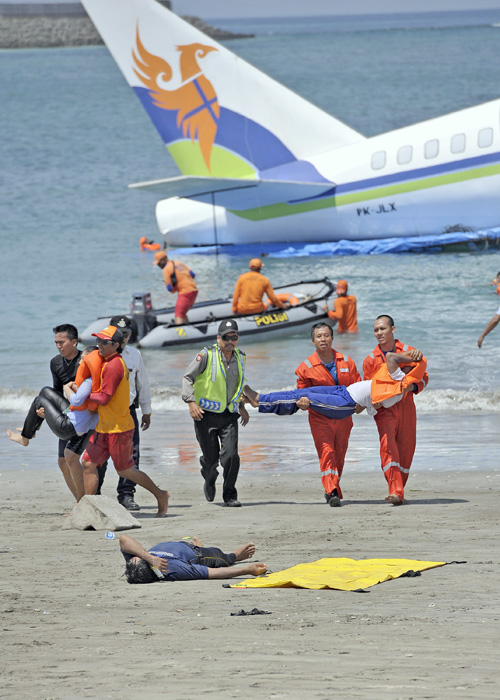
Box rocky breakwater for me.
[0,14,253,49]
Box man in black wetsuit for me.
[50,323,82,499]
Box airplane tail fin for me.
[82,0,365,183]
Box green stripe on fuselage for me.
[230,162,500,221]
[167,142,257,178]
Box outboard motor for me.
[129,292,156,341]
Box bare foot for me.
[242,385,259,408]
[233,542,256,562]
[248,562,267,576]
[7,430,29,447]
[385,494,403,505]
[155,490,170,518]
[190,536,203,547]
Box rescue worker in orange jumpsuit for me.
[232,259,288,315]
[153,251,198,325]
[363,314,428,505]
[295,321,360,507]
[324,279,358,333]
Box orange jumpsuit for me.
[363,341,429,501]
[163,260,198,318]
[296,350,360,498]
[326,295,358,333]
[162,260,198,294]
[232,271,284,314]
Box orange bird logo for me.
[132,28,219,171]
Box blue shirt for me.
[322,359,338,384]
[67,379,99,435]
[121,541,209,581]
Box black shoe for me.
[224,499,241,507]
[327,490,341,508]
[119,496,140,511]
[203,480,216,502]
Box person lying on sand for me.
[120,534,267,584]
[242,350,426,421]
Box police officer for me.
[182,319,249,507]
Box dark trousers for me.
[194,409,240,503]
[22,387,76,441]
[97,405,139,498]
[189,544,237,568]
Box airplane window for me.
[397,145,413,165]
[424,139,439,159]
[371,151,386,170]
[478,128,493,148]
[451,133,466,154]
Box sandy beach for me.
[1,411,499,699]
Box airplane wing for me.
[128,175,336,210]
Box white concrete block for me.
[62,495,141,531]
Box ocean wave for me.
[2,387,500,414]
[415,389,500,413]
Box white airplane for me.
[82,0,500,247]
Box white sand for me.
[1,452,499,698]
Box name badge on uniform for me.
[339,368,349,372]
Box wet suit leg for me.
[190,545,237,568]
[21,387,76,441]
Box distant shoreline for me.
[0,15,253,50]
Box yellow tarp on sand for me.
[231,557,446,591]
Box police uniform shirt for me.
[121,345,152,413]
[182,346,242,405]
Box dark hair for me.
[53,324,78,341]
[83,345,98,356]
[375,314,395,328]
[125,559,158,584]
[310,321,333,339]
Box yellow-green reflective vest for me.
[194,345,246,413]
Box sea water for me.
[2,10,500,477]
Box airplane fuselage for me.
[157,99,500,246]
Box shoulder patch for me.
[195,353,204,362]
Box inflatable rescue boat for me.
[80,278,335,349]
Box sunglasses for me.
[97,338,115,345]
[222,334,239,341]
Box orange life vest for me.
[140,236,161,251]
[265,292,300,308]
[371,357,427,405]
[70,350,103,413]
